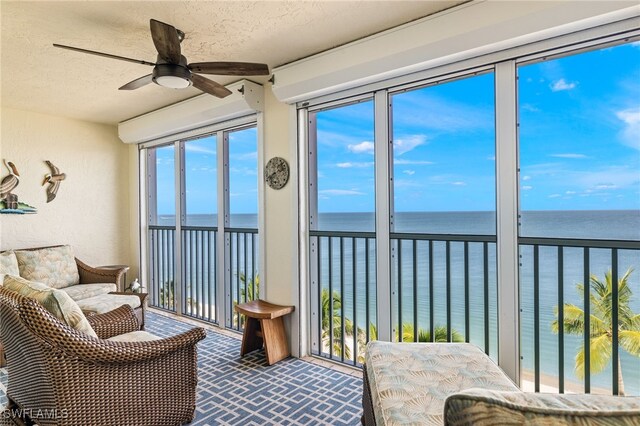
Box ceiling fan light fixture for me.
[152,64,192,89]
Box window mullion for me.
[374,89,392,342]
[495,60,520,385]
[217,130,229,327]
[174,141,184,316]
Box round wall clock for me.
[265,157,290,190]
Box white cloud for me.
[565,190,576,195]
[522,175,531,181]
[522,185,533,190]
[550,79,577,92]
[521,104,540,112]
[231,152,257,161]
[403,170,415,176]
[394,159,434,165]
[318,189,365,196]
[595,184,617,190]
[185,144,216,155]
[487,155,496,161]
[451,181,466,186]
[336,162,373,168]
[549,153,587,159]
[549,194,561,198]
[229,167,256,176]
[616,108,640,150]
[347,141,375,155]
[394,135,427,155]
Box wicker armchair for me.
[0,286,206,426]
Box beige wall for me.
[0,108,133,274]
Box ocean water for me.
[156,210,640,394]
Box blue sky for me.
[156,41,639,219]
[316,41,640,213]
[155,127,258,220]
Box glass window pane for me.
[518,41,640,396]
[228,127,258,228]
[391,72,496,234]
[152,144,175,226]
[390,72,497,353]
[518,42,640,240]
[316,100,375,232]
[184,135,217,227]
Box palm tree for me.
[400,323,464,343]
[356,322,464,363]
[233,273,260,327]
[159,279,175,309]
[321,288,354,359]
[239,273,260,302]
[552,269,640,395]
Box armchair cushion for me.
[14,245,80,289]
[60,283,117,300]
[0,250,19,283]
[108,330,161,343]
[445,388,640,425]
[3,275,97,338]
[76,293,141,315]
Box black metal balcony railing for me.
[519,237,640,396]
[310,231,377,366]
[226,228,260,331]
[148,225,259,331]
[149,226,176,312]
[391,233,496,356]
[182,226,217,323]
[310,230,497,366]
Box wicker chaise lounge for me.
[0,286,206,426]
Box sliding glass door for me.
[390,72,497,355]
[146,121,260,330]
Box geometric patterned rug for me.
[0,311,363,425]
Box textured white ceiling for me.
[1,1,463,125]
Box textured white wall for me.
[0,108,132,270]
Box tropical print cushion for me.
[445,388,640,425]
[0,251,20,284]
[76,294,141,315]
[3,275,97,338]
[365,341,518,425]
[60,283,117,301]
[14,245,80,289]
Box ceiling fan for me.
[53,19,270,98]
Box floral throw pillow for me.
[3,275,97,338]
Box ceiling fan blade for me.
[188,62,270,76]
[150,19,182,64]
[119,74,154,90]
[53,44,156,66]
[191,74,233,98]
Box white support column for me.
[495,61,520,385]
[374,90,392,342]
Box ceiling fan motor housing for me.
[152,63,192,89]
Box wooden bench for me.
[234,299,294,365]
